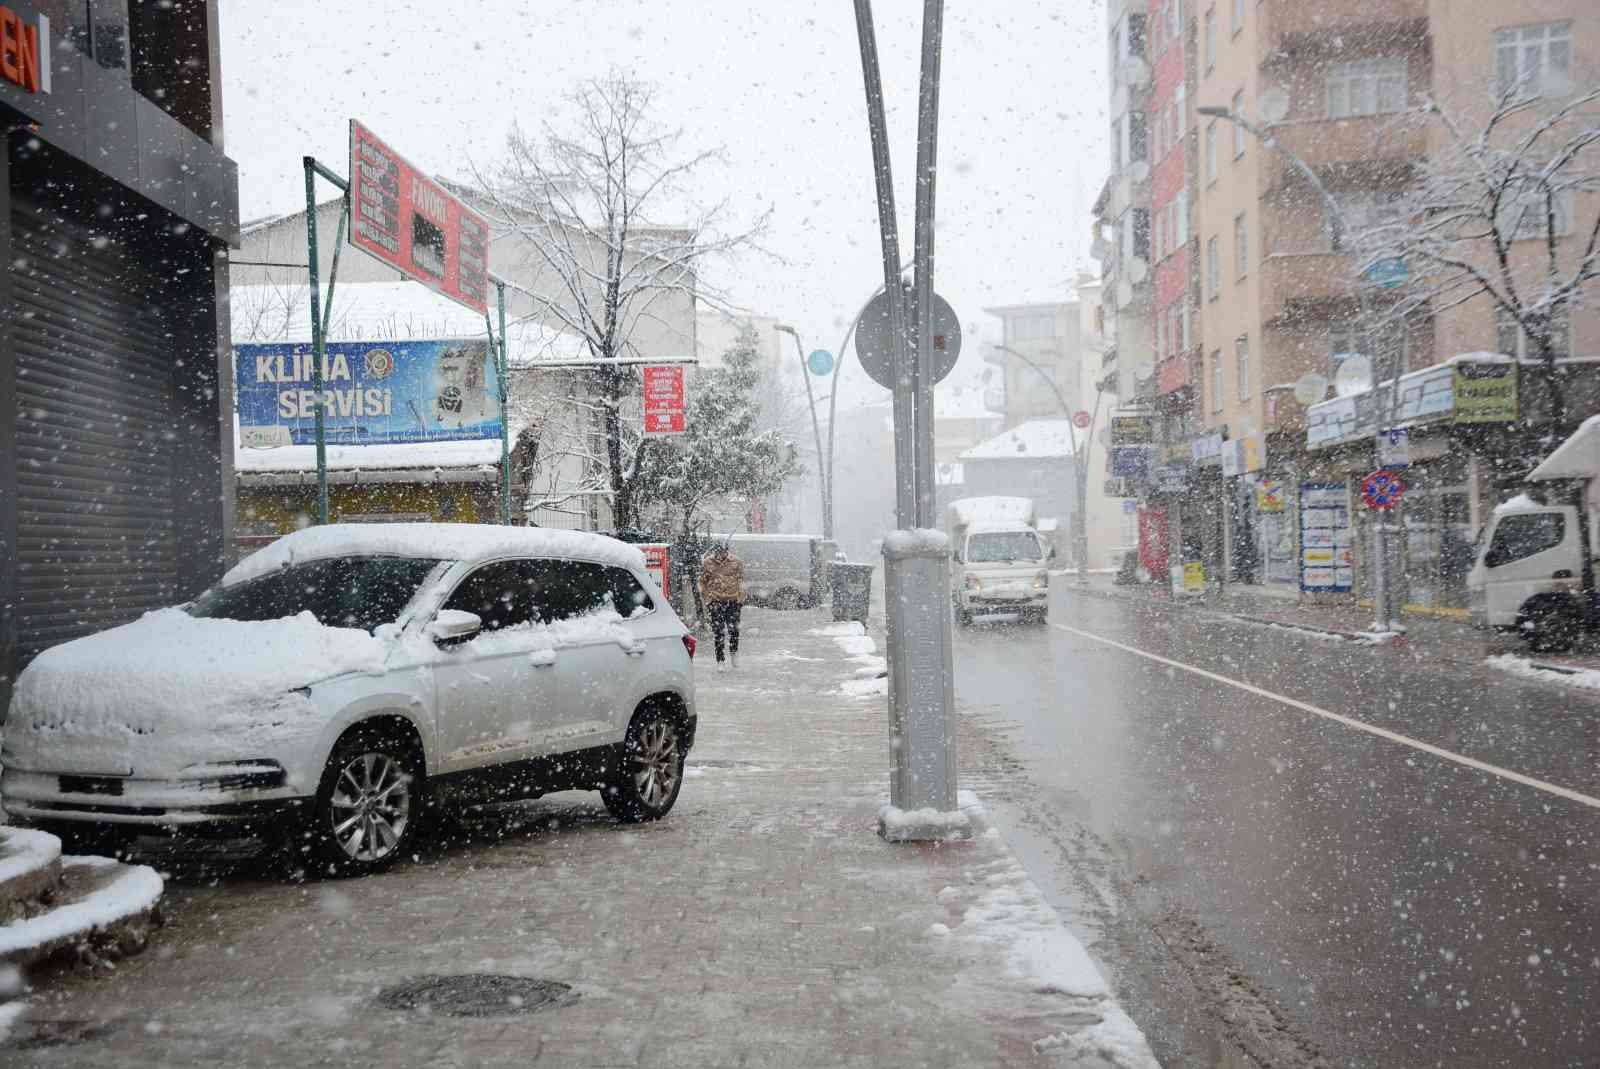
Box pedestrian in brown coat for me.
[699,543,745,669]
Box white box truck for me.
[1467,415,1600,651]
[945,496,1054,625]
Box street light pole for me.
[776,325,831,542]
[993,343,1102,582]
[1198,104,1401,632]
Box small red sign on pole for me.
[642,365,686,436]
[1360,469,1405,510]
[1072,410,1092,429]
[640,543,670,595]
[348,120,490,315]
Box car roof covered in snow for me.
[222,523,647,587]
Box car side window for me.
[607,566,655,618]
[441,560,541,632]
[526,558,614,623]
[1486,513,1564,568]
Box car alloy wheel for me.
[329,751,413,863]
[630,720,681,811]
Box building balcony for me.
[1262,118,1427,191]
[1156,350,1195,396]
[1260,0,1427,66]
[1261,252,1363,328]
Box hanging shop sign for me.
[1221,434,1266,478]
[1452,360,1518,424]
[1305,362,1456,449]
[1152,463,1191,494]
[1300,482,1353,593]
[1191,431,1224,467]
[1255,479,1286,513]
[1110,414,1154,446]
[0,6,47,94]
[235,339,501,448]
[1377,427,1410,469]
[1110,446,1151,480]
[642,364,687,436]
[349,120,491,315]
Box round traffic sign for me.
[854,289,962,391]
[1072,410,1092,429]
[806,349,834,376]
[1360,469,1405,510]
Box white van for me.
[945,497,1052,625]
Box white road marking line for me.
[1049,620,1600,812]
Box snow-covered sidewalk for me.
[9,606,1156,1068]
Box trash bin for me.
[831,562,874,623]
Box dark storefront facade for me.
[0,1,239,710]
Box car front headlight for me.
[965,575,981,592]
[1033,572,1048,590]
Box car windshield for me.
[967,531,1042,563]
[188,556,441,632]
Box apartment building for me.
[981,302,1085,427]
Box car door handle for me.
[624,644,647,657]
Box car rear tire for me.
[1524,600,1583,654]
[601,706,686,823]
[304,724,423,877]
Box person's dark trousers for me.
[709,600,742,661]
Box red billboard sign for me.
[348,120,490,315]
[642,365,686,436]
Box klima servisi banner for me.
[235,339,501,448]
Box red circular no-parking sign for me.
[1072,410,1092,429]
[1361,469,1405,510]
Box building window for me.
[1232,91,1246,157]
[1175,191,1189,246]
[1327,191,1407,252]
[1497,183,1574,241]
[1206,236,1220,300]
[1204,121,1217,183]
[1234,213,1248,279]
[1129,111,1149,163]
[1211,350,1223,412]
[1131,207,1151,261]
[1128,13,1147,59]
[1168,0,1181,43]
[1010,314,1057,342]
[1496,22,1572,100]
[1496,305,1571,360]
[1326,58,1408,119]
[1236,335,1250,400]
[1231,0,1244,36]
[1174,82,1186,144]
[1330,321,1410,378]
[1111,119,1122,173]
[1181,302,1193,350]
[1203,8,1216,72]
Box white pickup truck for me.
[1467,416,1600,651]
[945,496,1053,625]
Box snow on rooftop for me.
[230,282,589,367]
[223,523,645,586]
[947,496,1035,525]
[960,419,1076,461]
[230,414,500,473]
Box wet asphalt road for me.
[953,585,1600,1069]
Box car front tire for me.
[602,705,687,823]
[305,723,423,877]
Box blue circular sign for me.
[807,349,834,376]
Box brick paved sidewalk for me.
[5,607,1155,1069]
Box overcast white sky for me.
[220,1,1108,410]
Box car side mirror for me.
[428,609,482,646]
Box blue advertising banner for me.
[235,339,501,448]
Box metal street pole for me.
[853,0,961,841]
[851,0,914,531]
[1199,105,1402,631]
[993,342,1094,576]
[303,158,331,526]
[776,325,830,539]
[494,279,512,525]
[911,0,944,528]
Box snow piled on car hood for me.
[6,609,387,776]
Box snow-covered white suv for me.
[1,524,697,875]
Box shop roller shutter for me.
[11,195,181,666]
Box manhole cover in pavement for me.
[375,975,577,1017]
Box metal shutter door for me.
[11,196,181,666]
